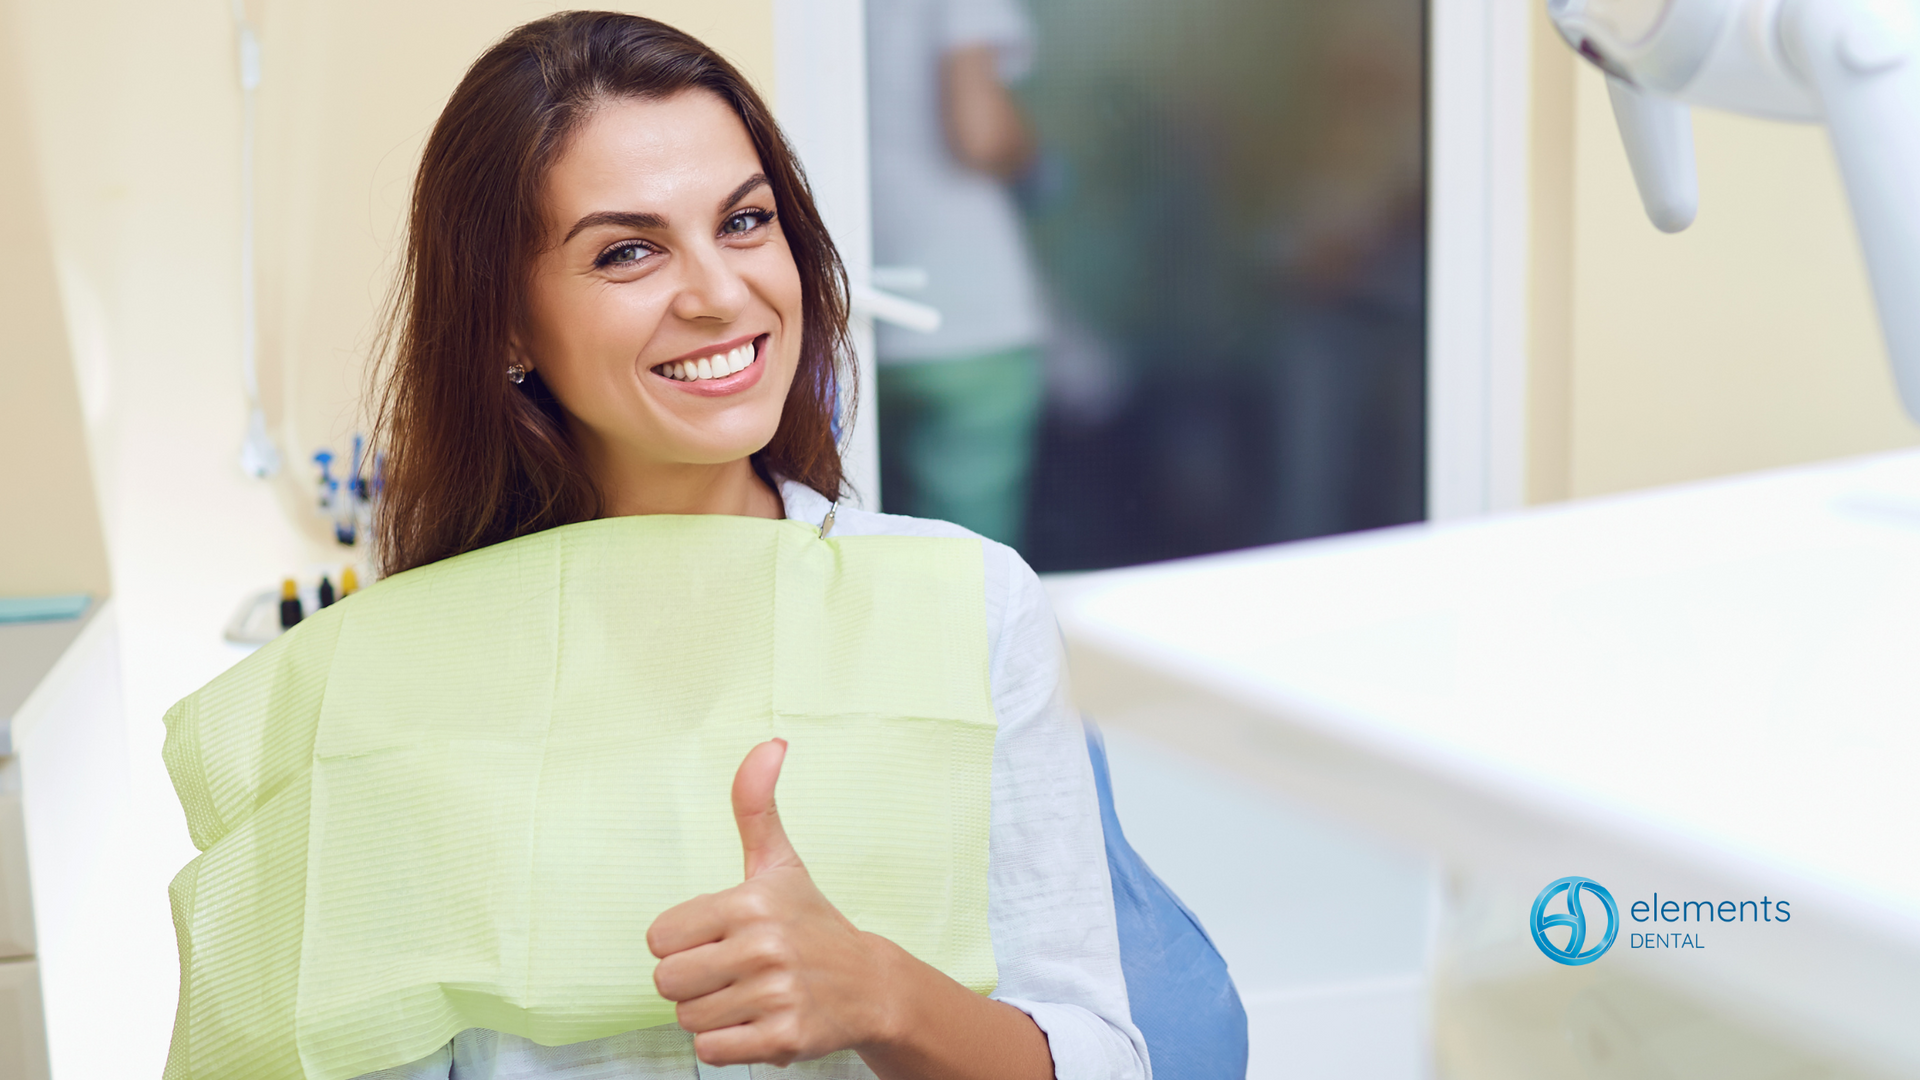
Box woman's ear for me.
[503,334,536,386]
[504,333,538,383]
[505,332,536,373]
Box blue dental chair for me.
[1085,721,1250,1080]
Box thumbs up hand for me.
[647,740,896,1068]
[727,738,806,880]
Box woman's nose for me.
[669,242,751,324]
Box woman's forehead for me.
[546,91,763,222]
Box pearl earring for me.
[506,364,527,385]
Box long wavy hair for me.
[372,11,851,577]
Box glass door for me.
[861,0,1428,569]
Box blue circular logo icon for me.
[1530,876,1618,965]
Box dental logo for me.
[1530,876,1619,966]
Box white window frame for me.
[773,0,883,510]
[1428,0,1534,519]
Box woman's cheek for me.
[763,235,805,326]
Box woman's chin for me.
[648,404,785,456]
[657,432,780,470]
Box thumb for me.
[732,738,801,878]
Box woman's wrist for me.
[853,931,918,1052]
[850,932,1053,1080]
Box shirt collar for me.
[778,478,835,529]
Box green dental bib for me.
[162,517,998,1080]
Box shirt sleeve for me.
[937,0,1036,82]
[979,542,1151,1080]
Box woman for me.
[354,12,1144,1080]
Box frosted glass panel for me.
[867,0,1427,569]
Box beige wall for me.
[1528,8,1920,502]
[0,1,110,600]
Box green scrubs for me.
[878,346,1044,549]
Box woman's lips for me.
[650,335,767,397]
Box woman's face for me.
[522,91,803,476]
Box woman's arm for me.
[976,551,1150,1080]
[853,936,1053,1080]
[647,740,1053,1080]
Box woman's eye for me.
[722,209,774,236]
[594,242,651,269]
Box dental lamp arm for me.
[1782,0,1920,416]
[1606,75,1701,233]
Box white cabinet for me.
[0,767,36,960]
[1056,450,1920,1078]
[0,961,48,1080]
[2,612,93,1080]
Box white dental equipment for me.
[1548,0,1920,419]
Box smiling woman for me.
[154,11,1152,1080]
[519,94,801,522]
[373,14,848,573]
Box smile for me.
[653,335,763,383]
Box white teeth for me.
[659,341,758,381]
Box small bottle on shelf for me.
[278,578,303,630]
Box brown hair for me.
[372,11,850,576]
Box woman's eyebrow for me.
[560,175,768,245]
[719,173,770,212]
[563,210,666,244]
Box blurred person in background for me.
[867,0,1047,549]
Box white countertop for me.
[1053,450,1920,1072]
